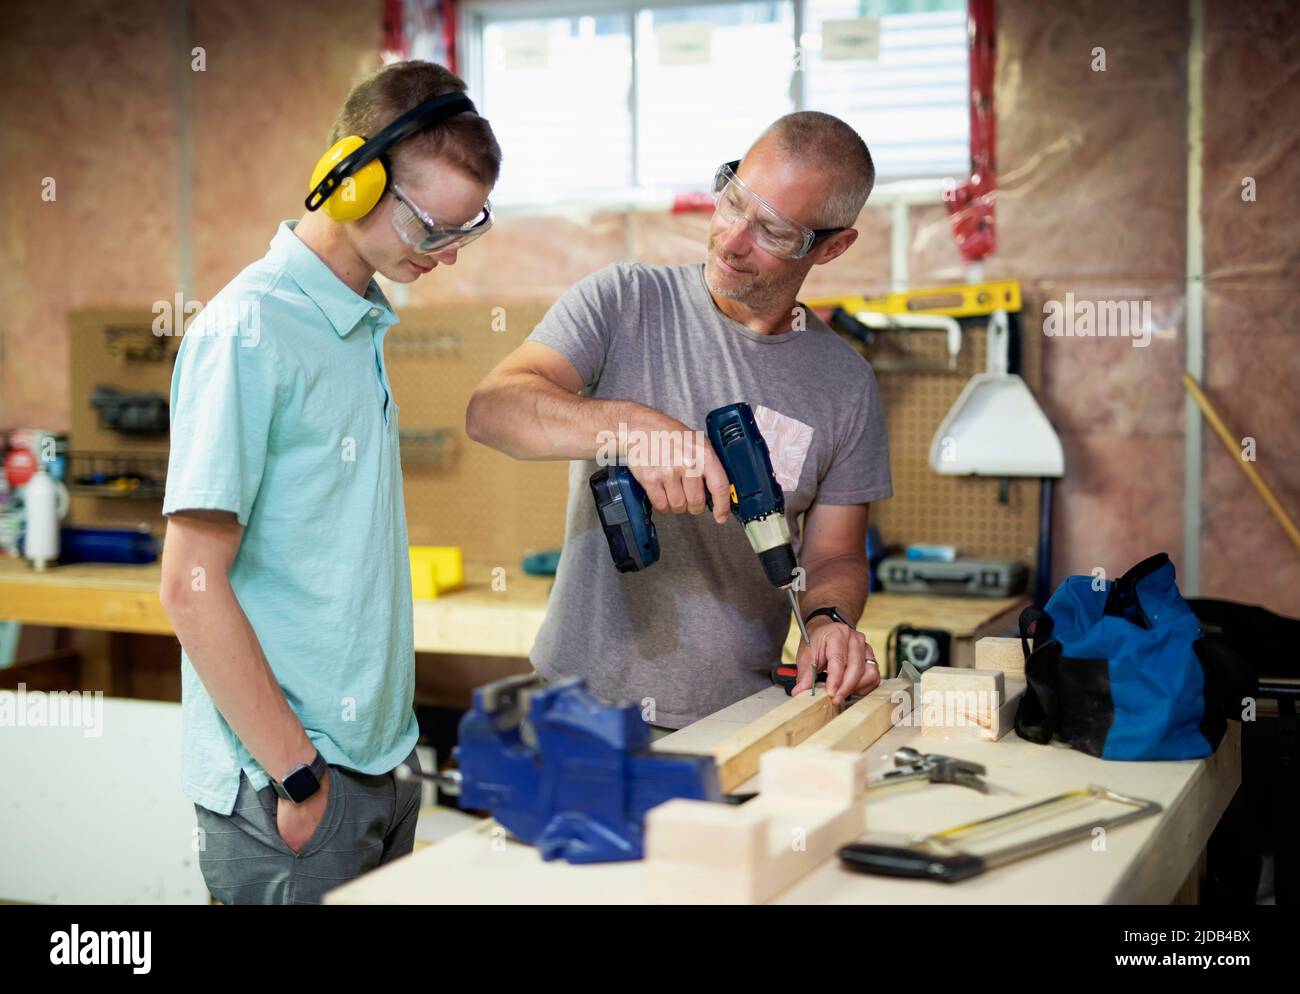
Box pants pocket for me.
[393,746,423,814]
[292,767,344,859]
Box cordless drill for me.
[705,403,814,661]
[590,403,813,683]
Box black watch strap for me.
[272,750,328,804]
[804,607,854,629]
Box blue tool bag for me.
[1015,553,1256,760]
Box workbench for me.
[323,685,1240,905]
[0,558,555,653]
[0,554,1027,707]
[0,557,1023,661]
[0,557,556,701]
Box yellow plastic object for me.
[806,278,1022,319]
[309,135,388,222]
[409,546,464,600]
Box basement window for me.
[460,0,969,208]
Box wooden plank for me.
[0,559,169,636]
[0,557,554,657]
[645,748,867,903]
[0,559,1025,665]
[411,600,547,657]
[708,691,837,792]
[651,686,790,755]
[801,678,912,752]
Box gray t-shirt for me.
[526,262,892,727]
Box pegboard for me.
[864,317,1042,566]
[67,311,178,533]
[64,306,571,566]
[385,303,570,568]
[64,304,1044,575]
[388,306,1044,572]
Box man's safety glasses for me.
[710,160,844,260]
[390,183,493,254]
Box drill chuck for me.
[757,542,799,589]
[742,515,798,588]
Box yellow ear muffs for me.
[309,136,389,222]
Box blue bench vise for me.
[451,673,721,863]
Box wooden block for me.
[645,748,866,904]
[922,675,1026,742]
[708,691,837,792]
[644,798,767,866]
[801,678,912,752]
[920,666,1006,739]
[922,666,1004,696]
[975,636,1027,675]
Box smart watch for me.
[272,750,329,804]
[804,606,854,630]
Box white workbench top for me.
[325,686,1239,905]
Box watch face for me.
[282,765,319,804]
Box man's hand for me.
[625,409,731,524]
[792,616,880,706]
[275,769,330,854]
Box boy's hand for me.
[276,769,330,853]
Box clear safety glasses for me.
[710,160,844,260]
[390,183,493,254]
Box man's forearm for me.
[466,371,658,461]
[801,553,870,625]
[165,580,314,781]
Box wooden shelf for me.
[0,557,1023,662]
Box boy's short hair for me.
[330,61,501,187]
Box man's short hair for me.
[330,61,502,188]
[756,111,875,228]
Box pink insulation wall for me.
[1198,1,1300,613]
[1,0,1296,613]
[0,0,183,429]
[989,0,1194,595]
[982,0,1299,614]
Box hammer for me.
[866,747,989,794]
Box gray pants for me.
[194,747,422,905]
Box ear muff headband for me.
[305,91,477,221]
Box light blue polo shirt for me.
[163,220,419,815]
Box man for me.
[467,112,891,730]
[159,61,500,904]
